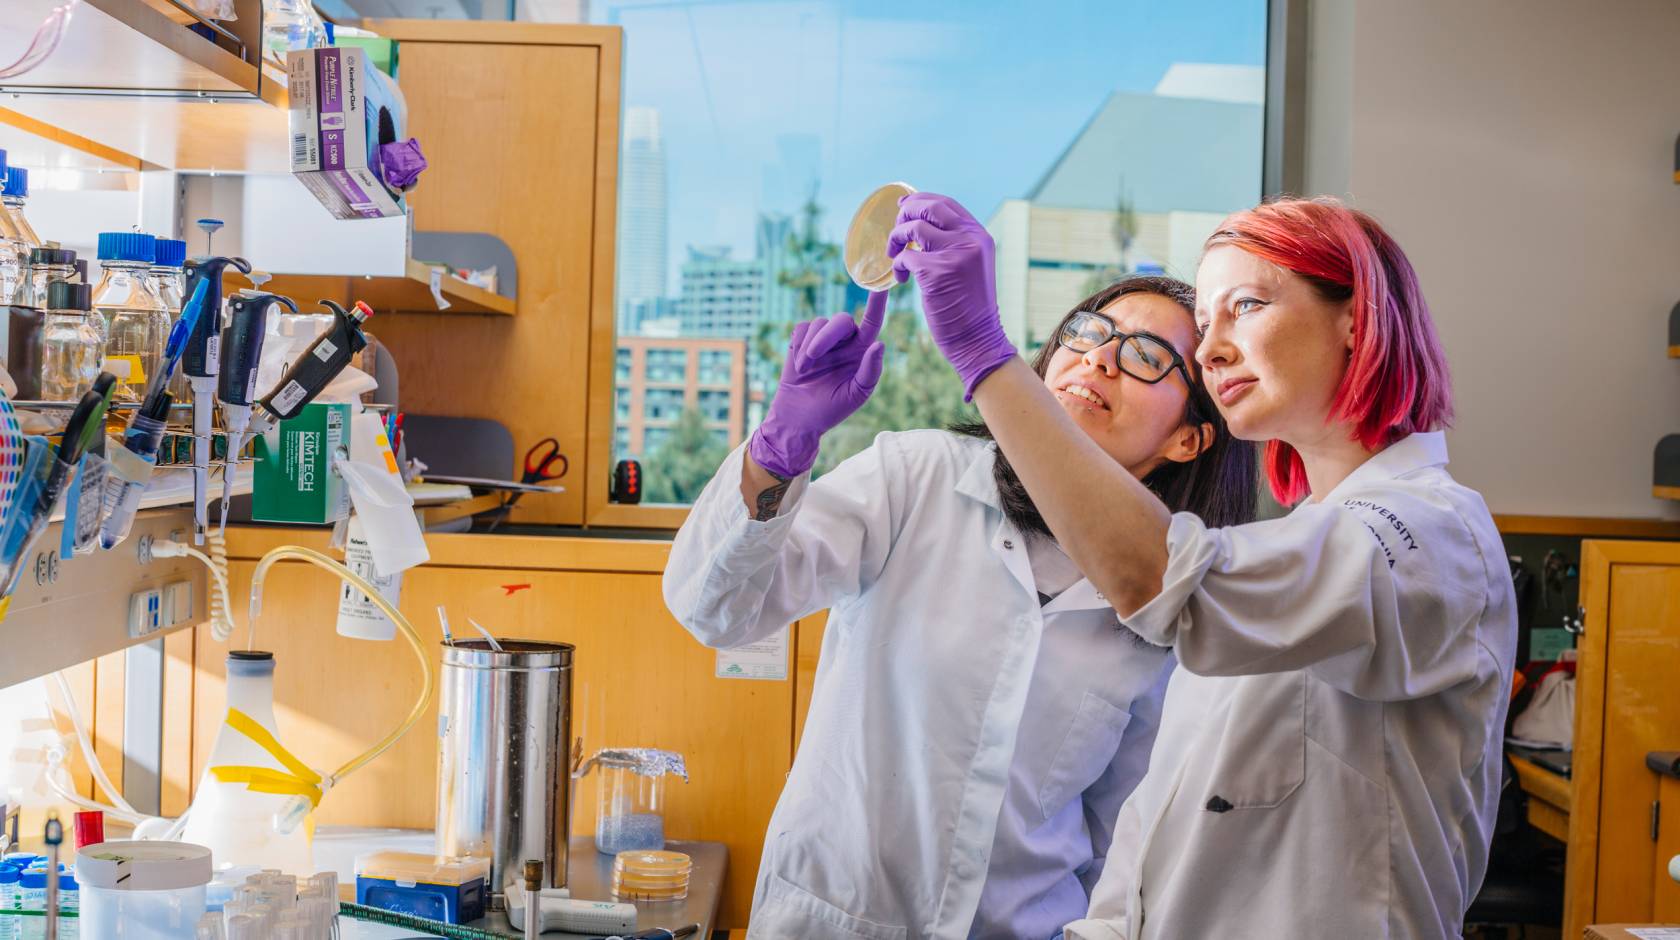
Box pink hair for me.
[1205,197,1454,505]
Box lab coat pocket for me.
[1037,692,1133,820]
[754,874,909,940]
[1205,672,1306,809]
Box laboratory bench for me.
[315,829,726,938]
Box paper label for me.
[206,334,221,373]
[271,380,308,415]
[313,337,338,362]
[428,267,453,310]
[335,520,401,639]
[716,628,789,681]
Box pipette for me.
[180,256,252,545]
[216,289,296,530]
[139,275,211,406]
[241,299,374,450]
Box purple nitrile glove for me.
[888,192,1016,400]
[748,292,888,479]
[377,138,428,191]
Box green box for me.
[333,37,398,76]
[1529,627,1576,662]
[253,403,351,524]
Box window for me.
[600,0,1268,505]
[644,387,686,423]
[615,347,633,383]
[615,388,632,422]
[698,350,734,387]
[644,348,687,385]
[698,389,733,425]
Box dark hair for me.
[952,275,1257,533]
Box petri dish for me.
[844,181,917,291]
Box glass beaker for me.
[575,749,689,856]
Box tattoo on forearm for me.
[754,476,792,521]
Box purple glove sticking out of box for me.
[377,138,428,191]
[748,291,888,479]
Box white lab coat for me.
[1063,431,1517,940]
[664,430,1175,940]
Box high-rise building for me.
[757,211,850,326]
[677,245,765,338]
[615,336,749,457]
[617,106,668,334]
[988,65,1264,345]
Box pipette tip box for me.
[354,851,489,925]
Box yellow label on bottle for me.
[106,355,146,385]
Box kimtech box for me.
[253,403,352,524]
[288,45,405,219]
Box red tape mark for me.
[501,583,533,596]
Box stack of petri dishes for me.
[611,850,692,903]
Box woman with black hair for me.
[665,277,1256,940]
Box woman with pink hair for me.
[890,194,1517,938]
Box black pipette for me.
[180,256,251,544]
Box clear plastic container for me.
[845,181,917,291]
[0,168,40,308]
[38,281,103,403]
[92,233,166,401]
[261,0,325,63]
[77,841,211,940]
[576,749,688,856]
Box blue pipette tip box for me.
[354,852,489,925]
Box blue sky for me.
[591,0,1268,294]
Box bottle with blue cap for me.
[92,232,168,401]
[0,165,42,307]
[0,864,19,940]
[150,238,188,319]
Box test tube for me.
[224,913,261,940]
[196,912,227,940]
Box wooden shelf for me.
[0,0,288,172]
[259,259,517,316]
[1494,513,1680,538]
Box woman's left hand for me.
[888,192,1016,399]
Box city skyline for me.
[592,0,1267,293]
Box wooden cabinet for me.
[173,526,819,929]
[1565,540,1680,934]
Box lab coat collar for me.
[954,442,1004,511]
[1312,431,1451,508]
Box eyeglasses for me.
[1057,311,1193,388]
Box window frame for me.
[585,5,1294,530]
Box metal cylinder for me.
[436,639,574,905]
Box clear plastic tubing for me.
[99,409,168,549]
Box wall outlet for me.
[127,589,161,638]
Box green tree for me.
[756,284,977,478]
[640,407,732,505]
[777,184,847,319]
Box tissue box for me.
[253,403,351,524]
[288,45,405,219]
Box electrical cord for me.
[151,530,239,644]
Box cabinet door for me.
[1594,563,1680,921]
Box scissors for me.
[522,437,569,484]
[485,438,569,531]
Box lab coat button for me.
[1206,795,1233,813]
[1002,539,1014,550]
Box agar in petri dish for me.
[844,181,917,291]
